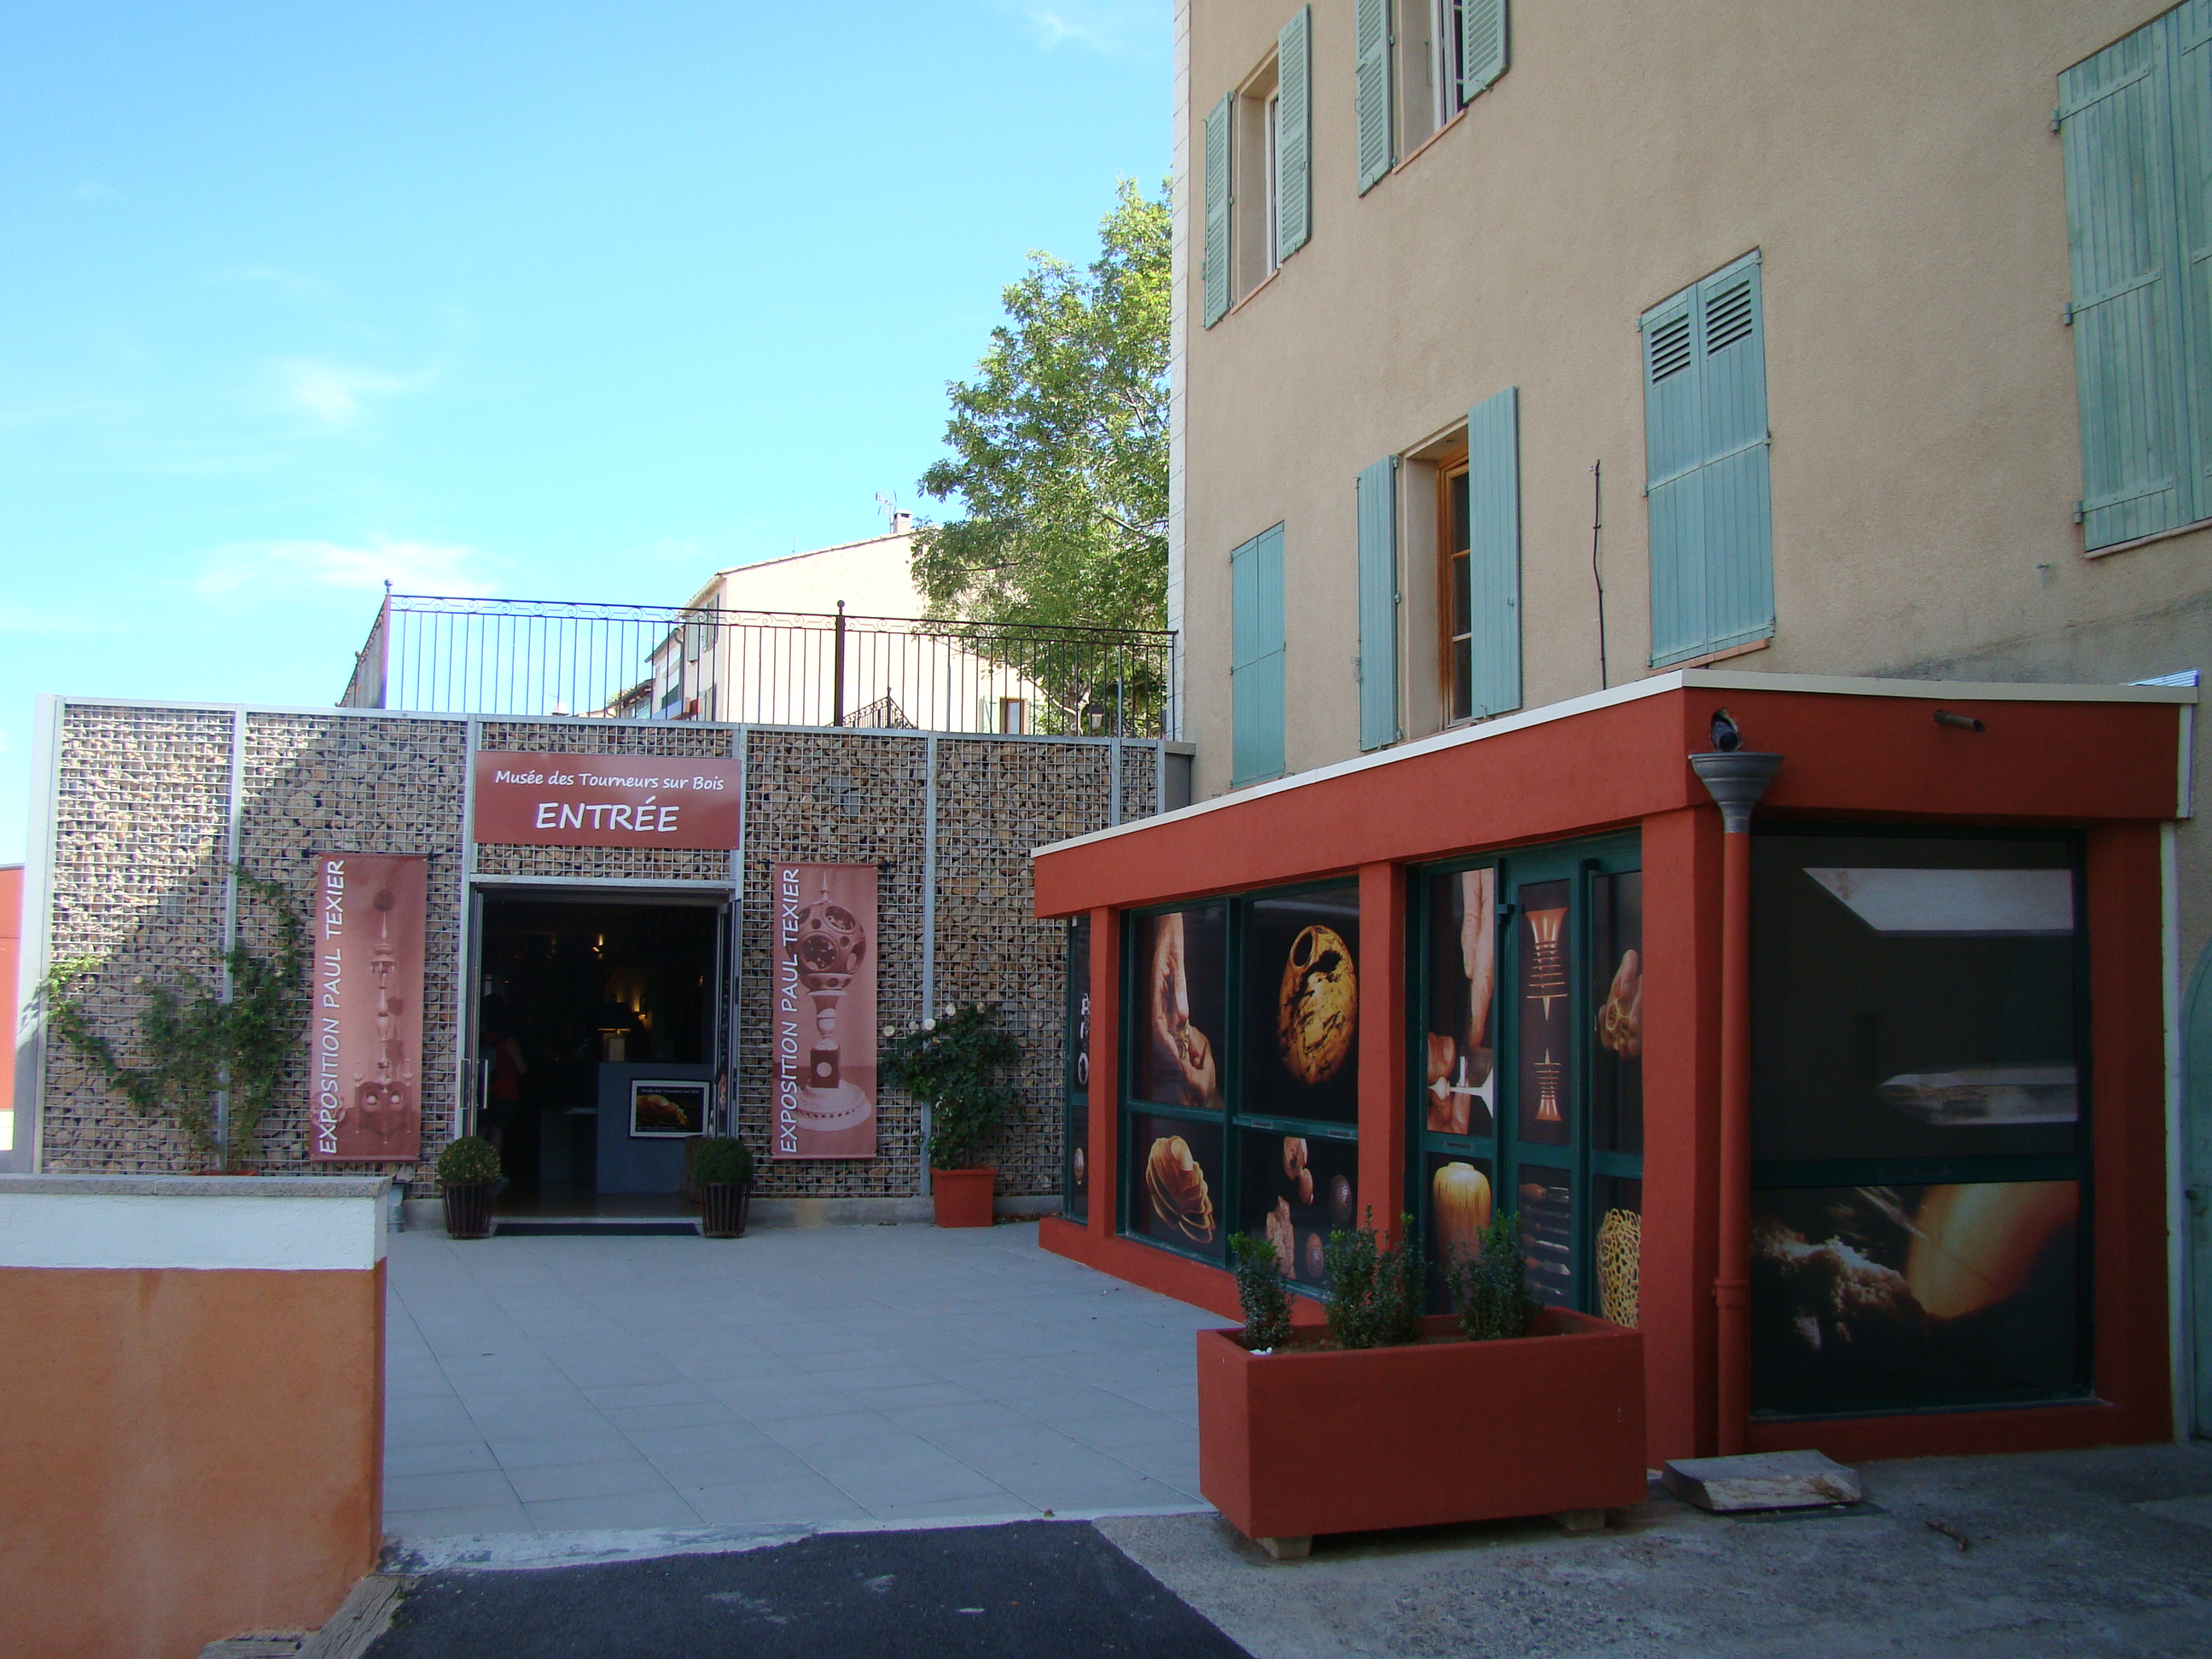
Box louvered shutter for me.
[1691,254,1774,657]
[1231,525,1287,784]
[1461,0,1508,98]
[1642,252,1773,667]
[1203,93,1233,329]
[1276,6,1313,262]
[1356,457,1400,749]
[1464,387,1522,718]
[2060,17,2192,547]
[1354,0,1394,195]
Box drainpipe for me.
[1688,748,1782,1456]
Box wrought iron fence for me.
[341,593,1177,737]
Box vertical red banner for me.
[771,862,878,1160]
[311,852,430,1162]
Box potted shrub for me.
[1197,1212,1647,1558]
[694,1136,754,1238]
[882,1004,1020,1228]
[436,1135,500,1239]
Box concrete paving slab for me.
[384,1220,1213,1538]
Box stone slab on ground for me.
[1094,1443,2212,1659]
[1661,1448,1862,1511]
[362,1520,1249,1659]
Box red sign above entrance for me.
[471,751,743,849]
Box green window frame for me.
[1119,880,1361,1287]
[1063,914,1091,1222]
[1231,523,1287,786]
[2060,4,2212,550]
[1410,834,1644,1322]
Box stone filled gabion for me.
[39,703,1144,1201]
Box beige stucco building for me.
[1170,0,2209,963]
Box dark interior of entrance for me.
[476,896,719,1214]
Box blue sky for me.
[0,0,1169,861]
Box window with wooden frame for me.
[1434,440,1473,724]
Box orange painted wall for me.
[1036,685,2182,1465]
[0,1262,386,1659]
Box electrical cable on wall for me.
[1592,460,1609,690]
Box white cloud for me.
[274,358,431,430]
[1004,0,1163,55]
[195,538,498,600]
[73,178,119,202]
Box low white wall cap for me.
[0,1175,389,1271]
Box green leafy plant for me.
[40,865,307,1170]
[693,1136,754,1188]
[1322,1210,1425,1351]
[881,1003,1022,1171]
[1442,1211,1544,1342]
[1229,1231,1295,1352]
[912,179,1170,731]
[436,1135,501,1187]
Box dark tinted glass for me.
[1129,1112,1225,1260]
[1242,882,1361,1125]
[1591,871,1644,1155]
[1238,1128,1359,1289]
[1132,905,1227,1109]
[1515,878,1573,1148]
[1422,867,1499,1140]
[1750,835,2080,1164]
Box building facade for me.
[1033,0,2210,1461]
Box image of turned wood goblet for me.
[787,876,871,1129]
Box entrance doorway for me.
[474,893,725,1216]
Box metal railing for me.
[341,592,1177,737]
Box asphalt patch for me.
[365,1520,1252,1659]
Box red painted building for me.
[1034,671,2192,1466]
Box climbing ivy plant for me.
[41,866,308,1169]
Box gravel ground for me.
[1095,1443,2212,1658]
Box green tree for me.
[913,178,1170,638]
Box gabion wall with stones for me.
[36,701,1147,1200]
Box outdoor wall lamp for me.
[1934,709,1987,732]
[1688,732,1782,1458]
[1082,699,1111,734]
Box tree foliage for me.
[913,178,1170,637]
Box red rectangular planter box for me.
[1197,1309,1647,1543]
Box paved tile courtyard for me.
[382,1220,1215,1538]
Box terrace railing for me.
[341,592,1177,738]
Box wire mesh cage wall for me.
[341,595,1177,737]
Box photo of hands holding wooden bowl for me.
[1143,909,1225,1109]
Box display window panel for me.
[1423,1152,1498,1313]
[1238,1129,1359,1289]
[1130,1112,1226,1259]
[1590,872,1644,1156]
[1514,879,1575,1149]
[1134,905,1228,1110]
[1422,867,1499,1139]
[1592,1174,1643,1329]
[1750,835,2082,1166]
[1242,882,1362,1125]
[1750,1180,2084,1413]
[1066,916,1091,1222]
[1516,1162,1576,1307]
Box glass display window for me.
[1749,828,2090,1416]
[1241,882,1362,1126]
[1240,1128,1359,1289]
[1128,1112,1225,1259]
[1064,915,1091,1222]
[1132,905,1228,1110]
[1412,835,1642,1326]
[1120,880,1362,1278]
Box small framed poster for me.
[630,1080,707,1138]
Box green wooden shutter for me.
[1203,93,1233,329]
[1642,252,1773,667]
[1354,0,1393,195]
[1461,0,1508,98]
[2061,15,2193,547]
[1464,387,1522,718]
[1231,525,1287,784]
[1277,6,1313,262]
[1356,457,1400,750]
